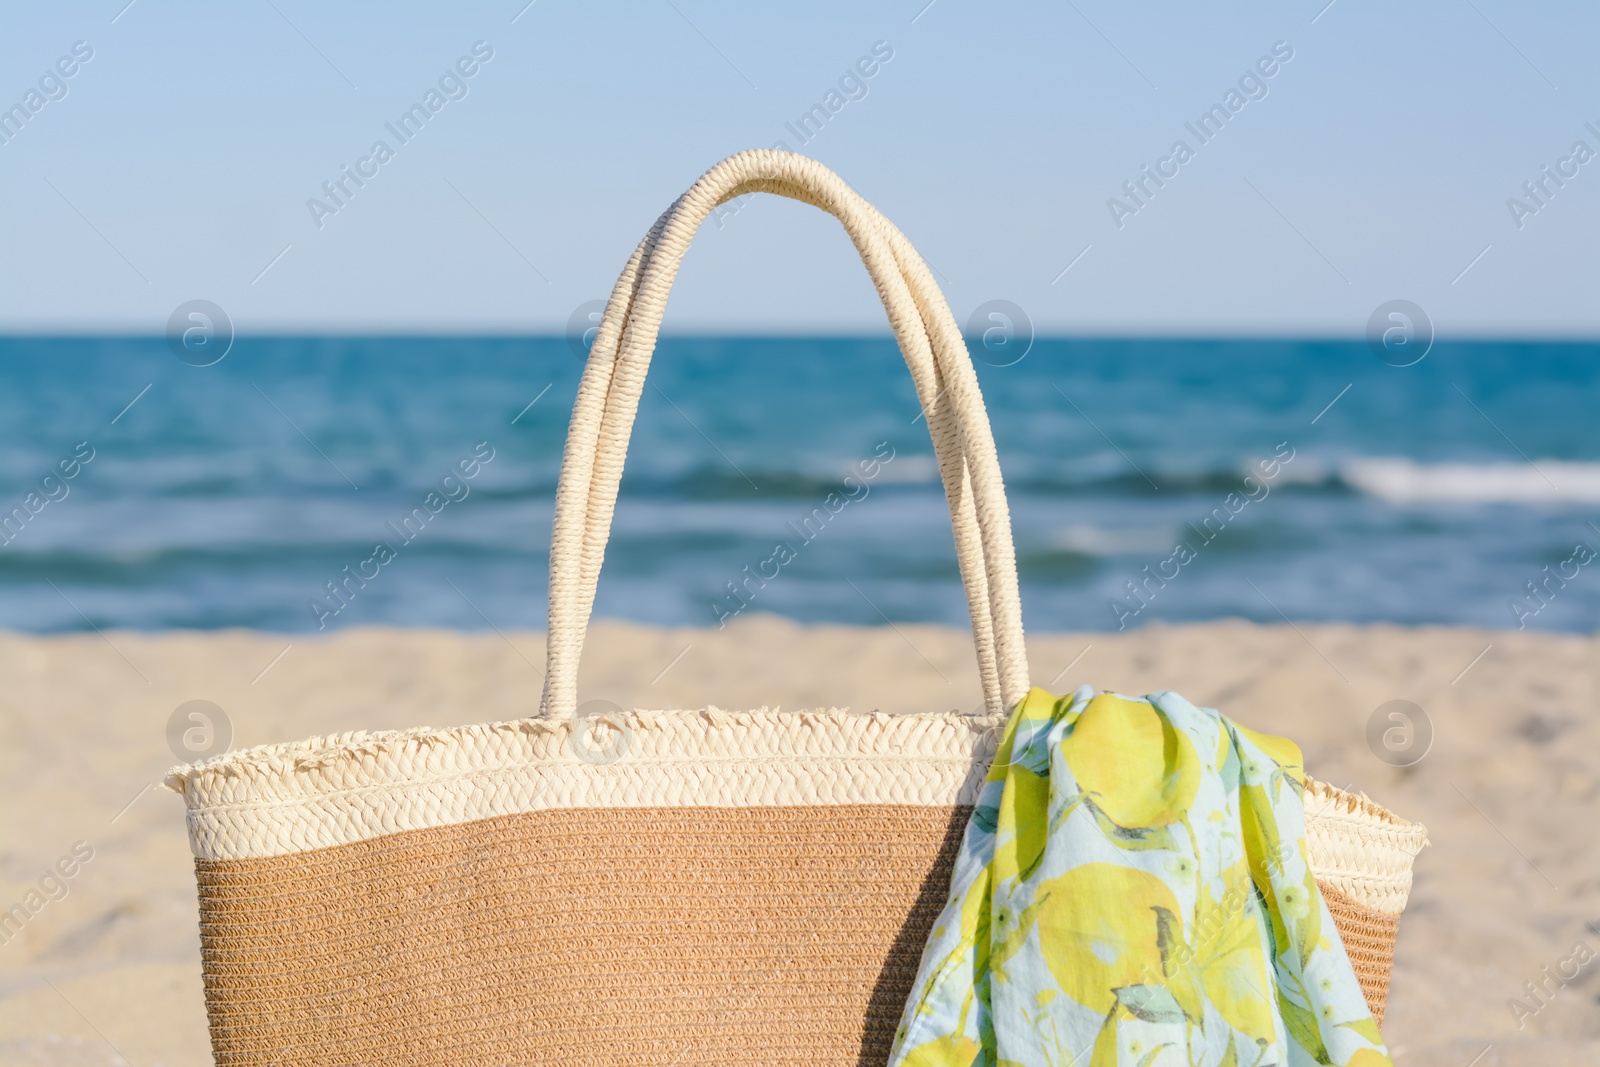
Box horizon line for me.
[2,330,1599,344]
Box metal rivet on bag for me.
[1365,698,1433,767]
[964,299,1034,368]
[569,698,632,765]
[1365,299,1432,367]
[166,699,233,762]
[165,300,234,367]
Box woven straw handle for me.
[542,150,1028,717]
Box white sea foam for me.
[1051,524,1180,556]
[1341,458,1600,504]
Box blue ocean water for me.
[1,336,1596,635]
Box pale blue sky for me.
[1,0,1595,335]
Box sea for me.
[2,336,1596,635]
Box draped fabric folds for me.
[890,687,1394,1067]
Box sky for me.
[0,0,1596,337]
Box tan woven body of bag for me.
[167,150,1428,1067]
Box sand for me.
[1,617,1595,1066]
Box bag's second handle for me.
[542,150,1028,717]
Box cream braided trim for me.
[167,707,1005,861]
[1303,776,1430,916]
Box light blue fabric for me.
[889,685,1392,1067]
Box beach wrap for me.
[890,686,1395,1067]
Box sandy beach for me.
[1,617,1594,1066]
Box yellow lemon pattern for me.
[889,687,1393,1067]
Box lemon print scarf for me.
[890,687,1393,1067]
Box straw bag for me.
[167,150,1427,1067]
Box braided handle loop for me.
[542,150,1028,717]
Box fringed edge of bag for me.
[167,705,1006,863]
[164,705,1006,804]
[1303,775,1428,917]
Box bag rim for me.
[166,705,1008,862]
